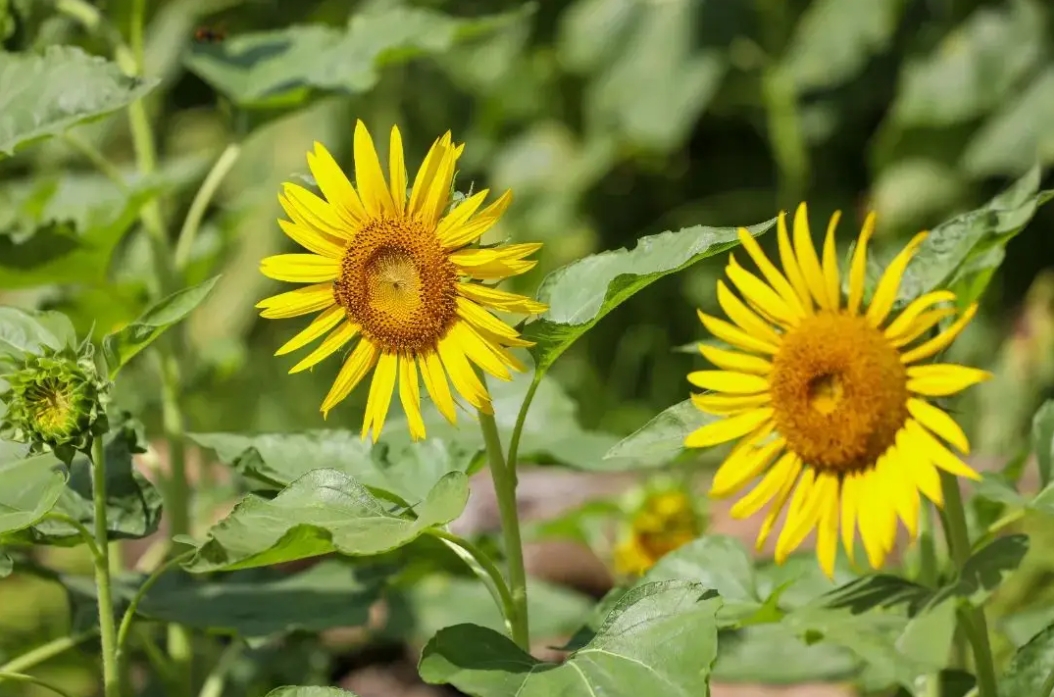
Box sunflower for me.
[257,121,547,441]
[613,489,703,576]
[684,203,990,577]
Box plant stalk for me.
[939,471,999,697]
[0,672,78,697]
[116,551,195,667]
[0,633,97,674]
[174,143,242,272]
[429,528,517,636]
[90,438,121,697]
[478,410,530,650]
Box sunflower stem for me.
[917,501,939,588]
[427,529,517,638]
[939,470,999,697]
[0,633,97,675]
[174,143,242,272]
[89,438,121,697]
[478,409,530,650]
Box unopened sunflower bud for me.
[0,346,110,464]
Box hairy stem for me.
[90,439,121,697]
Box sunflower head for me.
[0,345,110,464]
[257,121,547,443]
[684,203,990,577]
[613,488,704,577]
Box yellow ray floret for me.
[683,203,990,578]
[256,121,547,442]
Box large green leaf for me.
[102,277,219,378]
[24,415,163,544]
[524,218,776,373]
[0,307,76,361]
[0,453,68,535]
[1000,622,1054,697]
[963,67,1054,176]
[185,6,528,107]
[896,167,1054,305]
[266,688,359,697]
[602,399,717,469]
[183,470,468,573]
[1032,400,1054,489]
[0,46,158,156]
[930,534,1029,607]
[419,581,720,696]
[713,623,857,684]
[188,429,478,504]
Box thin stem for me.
[45,512,102,560]
[506,374,541,474]
[90,439,121,697]
[917,501,939,588]
[0,672,78,697]
[0,633,97,674]
[54,0,101,29]
[174,143,242,271]
[428,528,517,635]
[63,134,127,190]
[478,410,530,650]
[116,550,195,666]
[196,642,244,697]
[939,471,999,697]
[158,351,190,538]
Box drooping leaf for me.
[524,218,776,374]
[1032,400,1054,489]
[266,688,360,697]
[0,46,158,156]
[931,534,1029,607]
[603,399,718,469]
[183,470,468,573]
[1000,622,1054,697]
[102,277,220,378]
[0,307,77,361]
[419,581,720,696]
[0,453,68,536]
[821,575,933,617]
[24,415,163,544]
[185,6,529,107]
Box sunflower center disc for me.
[333,217,458,353]
[769,312,909,474]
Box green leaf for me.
[185,7,528,107]
[0,453,68,535]
[894,599,957,675]
[821,575,933,616]
[1032,400,1054,489]
[0,307,76,361]
[184,470,468,573]
[1000,622,1054,697]
[0,46,158,156]
[0,549,11,577]
[963,66,1054,176]
[891,0,1044,128]
[102,277,219,378]
[932,534,1030,607]
[24,415,162,544]
[419,581,721,696]
[602,399,717,469]
[783,0,901,91]
[897,167,1054,305]
[266,688,360,697]
[893,671,976,697]
[524,218,776,374]
[713,623,857,684]
[187,429,478,504]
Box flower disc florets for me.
[0,346,110,464]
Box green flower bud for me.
[0,345,109,464]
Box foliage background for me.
[2,0,1054,695]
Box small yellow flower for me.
[684,204,990,577]
[613,490,702,576]
[257,122,546,441]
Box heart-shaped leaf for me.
[603,399,718,469]
[184,470,468,572]
[0,453,68,535]
[1000,622,1054,697]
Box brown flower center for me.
[769,312,909,474]
[333,217,458,353]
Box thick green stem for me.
[90,439,121,697]
[478,410,530,650]
[0,672,77,697]
[429,528,517,636]
[0,634,96,674]
[174,143,242,271]
[939,471,999,697]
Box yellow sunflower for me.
[613,489,703,576]
[257,121,547,441]
[684,203,990,577]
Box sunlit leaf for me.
[1000,622,1054,697]
[963,67,1054,176]
[524,218,776,374]
[0,307,77,361]
[102,277,219,378]
[420,581,720,696]
[183,470,468,573]
[713,623,857,684]
[0,453,68,536]
[894,599,957,675]
[603,399,717,469]
[266,688,360,697]
[0,46,158,156]
[1032,400,1054,489]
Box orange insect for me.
[193,26,227,43]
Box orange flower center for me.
[769,312,908,474]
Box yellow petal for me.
[277,218,344,258]
[409,132,452,217]
[305,144,366,229]
[457,281,547,315]
[907,420,980,480]
[883,290,956,342]
[865,231,928,328]
[321,339,379,417]
[754,455,803,551]
[289,321,359,374]
[388,126,407,215]
[907,398,970,454]
[792,203,831,310]
[420,351,457,425]
[821,210,842,311]
[455,296,521,341]
[856,466,893,569]
[438,333,492,413]
[280,183,352,239]
[901,304,979,364]
[362,352,398,442]
[440,190,513,250]
[274,305,344,355]
[847,212,875,315]
[889,308,957,349]
[710,436,784,497]
[696,310,778,355]
[775,469,826,564]
[451,243,542,280]
[731,451,798,519]
[691,392,771,415]
[882,448,919,537]
[257,283,335,319]
[898,426,943,506]
[816,481,840,579]
[726,255,800,328]
[452,321,511,381]
[840,474,859,565]
[777,210,814,312]
[685,408,773,448]
[399,355,426,441]
[418,139,457,225]
[735,226,806,318]
[436,189,490,244]
[688,370,769,394]
[261,254,339,282]
[906,364,992,396]
[716,281,782,345]
[698,344,772,375]
[353,120,395,216]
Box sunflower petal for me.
[697,310,779,355]
[901,304,979,364]
[735,226,806,318]
[436,189,490,244]
[907,364,992,396]
[362,352,398,442]
[398,356,426,441]
[440,190,513,249]
[730,451,798,519]
[775,469,826,564]
[280,185,353,241]
[840,474,859,564]
[289,322,359,374]
[457,281,547,315]
[452,322,511,381]
[418,140,457,225]
[420,351,457,424]
[889,309,957,349]
[438,333,492,413]
[792,203,831,310]
[455,297,521,341]
[688,370,769,394]
[353,120,395,216]
[847,212,875,315]
[698,344,772,375]
[716,281,782,345]
[816,482,840,579]
[777,211,814,312]
[907,420,981,480]
[710,437,784,497]
[388,126,407,215]
[409,132,452,217]
[277,219,344,258]
[321,339,379,417]
[726,256,800,328]
[306,142,367,228]
[691,392,771,415]
[274,305,344,355]
[257,283,335,319]
[883,291,956,342]
[866,231,928,328]
[684,408,773,448]
[821,210,842,311]
[754,455,803,551]
[907,398,970,453]
[261,254,340,282]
